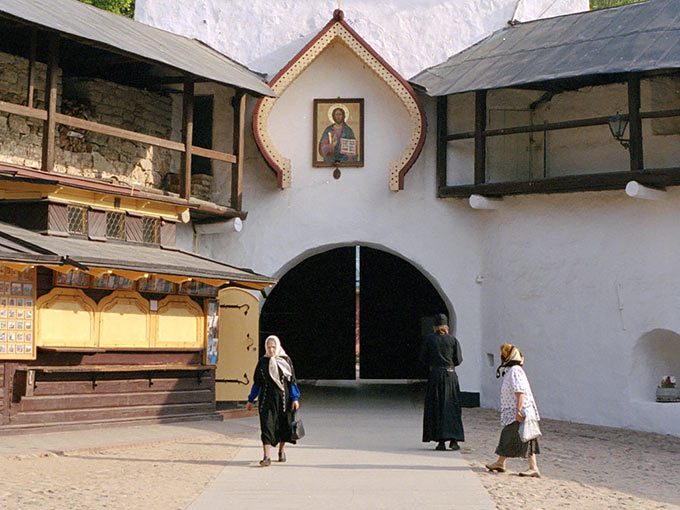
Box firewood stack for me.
[58,99,94,153]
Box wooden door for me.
[215,287,260,401]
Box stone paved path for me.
[188,381,495,510]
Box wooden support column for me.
[27,29,37,108]
[41,33,59,172]
[436,95,448,194]
[628,74,643,171]
[231,90,246,210]
[180,79,194,200]
[474,90,487,185]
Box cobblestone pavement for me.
[0,387,679,510]
[460,407,680,510]
[0,421,258,510]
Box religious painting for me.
[313,98,364,167]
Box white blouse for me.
[499,365,540,426]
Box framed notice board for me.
[0,265,36,360]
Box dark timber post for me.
[41,33,59,172]
[231,89,246,210]
[474,90,487,184]
[436,95,448,195]
[180,78,194,200]
[628,73,643,171]
[27,29,37,108]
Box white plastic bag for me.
[519,409,542,442]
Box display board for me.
[0,265,36,359]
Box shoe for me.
[259,457,271,467]
[485,462,506,473]
[518,469,541,478]
[435,442,447,451]
[278,452,286,462]
[449,440,460,451]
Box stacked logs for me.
[58,99,94,153]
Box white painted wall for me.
[136,0,588,79]
[132,0,680,437]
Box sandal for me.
[278,452,286,462]
[435,442,447,451]
[518,469,541,478]
[259,457,271,467]
[449,440,460,451]
[485,462,506,473]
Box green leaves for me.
[77,0,135,18]
[590,0,645,10]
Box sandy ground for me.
[461,407,680,510]
[0,408,678,509]
[0,428,252,510]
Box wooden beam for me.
[436,95,448,193]
[474,90,487,185]
[181,79,194,200]
[192,146,236,164]
[438,167,680,198]
[0,100,47,120]
[231,90,246,210]
[55,113,185,152]
[27,29,37,108]
[41,33,59,172]
[628,73,643,171]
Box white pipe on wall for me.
[625,181,666,200]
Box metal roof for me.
[0,0,275,97]
[0,221,276,285]
[410,0,680,96]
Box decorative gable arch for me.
[253,10,426,191]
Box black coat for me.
[253,355,297,446]
[419,333,465,443]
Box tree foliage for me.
[590,0,645,10]
[77,0,135,18]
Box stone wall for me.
[0,51,172,189]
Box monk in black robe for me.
[420,313,465,450]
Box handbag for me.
[290,409,305,440]
[519,409,542,442]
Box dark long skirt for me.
[422,368,465,442]
[495,421,540,458]
[258,388,295,447]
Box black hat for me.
[433,313,448,326]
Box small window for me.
[142,217,160,244]
[106,212,126,240]
[67,205,88,234]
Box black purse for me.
[290,409,305,440]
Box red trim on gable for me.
[252,10,427,190]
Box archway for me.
[631,329,680,401]
[260,246,449,380]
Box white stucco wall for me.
[132,0,680,437]
[136,0,588,79]
[478,190,680,436]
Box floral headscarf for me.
[496,342,524,378]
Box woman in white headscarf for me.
[246,335,300,466]
[485,343,541,477]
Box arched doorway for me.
[260,246,449,380]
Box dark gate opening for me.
[260,246,449,380]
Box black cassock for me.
[253,355,297,446]
[419,333,465,443]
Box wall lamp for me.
[608,113,629,150]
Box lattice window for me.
[142,217,160,244]
[67,205,88,234]
[106,212,126,240]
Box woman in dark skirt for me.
[246,335,300,467]
[486,343,541,477]
[419,313,465,451]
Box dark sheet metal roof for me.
[410,0,680,96]
[0,221,275,285]
[0,0,274,97]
